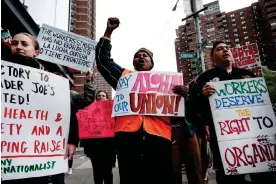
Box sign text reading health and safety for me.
[1,61,70,180]
[37,24,97,72]
[209,78,276,175]
[112,71,185,117]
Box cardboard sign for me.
[36,24,97,72]
[112,71,185,117]
[76,100,115,139]
[1,61,70,180]
[209,77,276,175]
[230,43,263,77]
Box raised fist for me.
[106,17,120,32]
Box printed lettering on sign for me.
[209,77,276,175]
[36,24,97,72]
[1,61,70,180]
[112,71,185,117]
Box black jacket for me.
[96,37,125,89]
[191,66,256,128]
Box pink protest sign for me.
[76,100,115,139]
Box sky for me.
[96,0,258,73]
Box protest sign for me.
[76,100,115,139]
[36,24,97,72]
[112,71,185,117]
[209,77,276,175]
[1,61,70,180]
[230,43,263,77]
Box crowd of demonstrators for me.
[82,91,116,184]
[2,20,275,184]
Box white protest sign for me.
[112,71,185,117]
[36,24,97,72]
[209,77,276,175]
[1,61,70,180]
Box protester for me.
[191,40,275,184]
[1,32,50,184]
[95,17,189,184]
[82,90,115,184]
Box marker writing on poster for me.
[114,94,128,114]
[1,159,56,174]
[1,65,31,105]
[224,143,276,168]
[116,75,132,91]
[129,93,182,115]
[131,73,183,94]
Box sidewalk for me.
[65,150,217,184]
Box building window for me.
[271,22,276,26]
[253,6,256,9]
[207,27,215,32]
[233,29,237,32]
[241,21,246,25]
[242,26,247,30]
[243,31,248,35]
[240,11,244,15]
[232,23,237,27]
[244,36,249,40]
[231,18,235,22]
[245,41,250,45]
[230,14,235,18]
[234,33,239,37]
[235,38,239,42]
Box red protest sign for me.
[230,43,260,68]
[76,100,115,139]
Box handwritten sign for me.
[76,100,115,139]
[231,43,263,77]
[1,61,70,180]
[112,71,185,117]
[209,77,276,175]
[36,24,97,72]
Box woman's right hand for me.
[202,84,216,97]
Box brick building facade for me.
[254,0,276,70]
[69,0,112,97]
[175,0,276,84]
